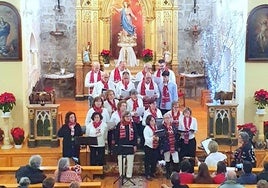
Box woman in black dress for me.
[57,111,83,160]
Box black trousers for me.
[134,121,144,149]
[179,137,196,173]
[144,145,159,176]
[90,146,105,166]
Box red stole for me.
[149,125,158,149]
[156,68,169,77]
[89,71,101,94]
[140,80,154,95]
[142,70,146,77]
[149,107,157,118]
[114,68,121,82]
[132,98,140,123]
[172,110,180,126]
[183,117,192,144]
[119,121,134,141]
[102,80,108,89]
[93,106,103,114]
[69,122,76,136]
[122,80,129,90]
[108,99,117,113]
[165,123,175,153]
[161,84,170,108]
[93,121,101,128]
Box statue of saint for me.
[0,17,10,56]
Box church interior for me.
[1,0,268,187]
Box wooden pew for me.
[187,184,256,188]
[0,166,103,181]
[0,181,101,188]
[193,166,263,174]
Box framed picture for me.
[0,2,22,61]
[246,5,268,61]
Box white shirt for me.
[92,80,116,98]
[178,116,198,140]
[136,80,160,98]
[142,108,163,126]
[153,69,176,84]
[103,99,119,117]
[85,121,108,147]
[143,125,155,148]
[110,111,122,126]
[85,108,110,126]
[84,70,103,95]
[109,68,132,86]
[135,71,145,82]
[204,152,227,168]
[115,81,135,99]
[127,97,144,121]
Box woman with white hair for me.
[159,113,180,179]
[15,155,46,184]
[54,157,82,183]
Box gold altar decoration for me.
[75,0,179,99]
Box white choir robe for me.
[91,80,116,98]
[84,70,104,95]
[115,81,136,99]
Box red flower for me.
[0,92,16,113]
[11,127,25,145]
[141,49,153,62]
[100,49,111,59]
[254,89,268,109]
[237,123,257,135]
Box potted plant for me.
[254,89,268,114]
[237,122,257,144]
[100,49,111,67]
[0,92,16,117]
[141,48,153,63]
[11,127,25,148]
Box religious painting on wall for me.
[0,2,22,61]
[111,0,143,60]
[246,5,268,61]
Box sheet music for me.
[145,90,155,97]
[136,106,145,116]
[201,138,213,155]
[121,89,130,98]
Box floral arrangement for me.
[100,49,111,63]
[254,89,268,109]
[0,92,16,113]
[11,127,25,145]
[237,122,257,141]
[142,49,153,62]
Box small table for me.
[180,73,205,98]
[43,72,75,98]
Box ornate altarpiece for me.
[75,0,178,99]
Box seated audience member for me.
[257,180,268,188]
[18,177,31,188]
[84,61,103,107]
[142,100,163,126]
[137,72,159,109]
[127,89,145,149]
[91,72,116,99]
[115,71,135,100]
[178,159,194,184]
[15,155,46,184]
[69,181,80,188]
[161,172,189,188]
[194,162,213,184]
[204,140,227,168]
[232,131,256,167]
[237,160,257,184]
[258,161,268,181]
[85,96,110,125]
[158,70,178,115]
[219,170,244,188]
[135,62,153,82]
[212,161,227,184]
[54,157,82,183]
[42,177,55,188]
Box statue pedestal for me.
[1,116,13,150]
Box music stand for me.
[113,145,136,186]
[75,136,98,181]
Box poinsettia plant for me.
[11,127,25,145]
[142,49,153,62]
[254,89,268,109]
[0,92,16,113]
[237,122,257,141]
[100,49,111,63]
